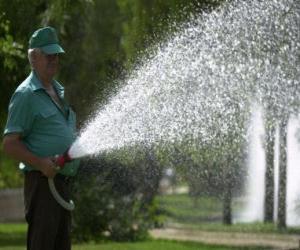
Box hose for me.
[48,178,75,211]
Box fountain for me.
[238,104,265,223]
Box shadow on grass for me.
[0,232,26,247]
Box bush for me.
[71,155,162,242]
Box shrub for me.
[71,155,162,242]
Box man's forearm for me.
[3,136,45,171]
[3,134,57,178]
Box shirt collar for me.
[29,71,65,98]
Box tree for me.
[260,1,300,228]
[0,0,48,119]
[264,108,275,222]
[117,0,225,67]
[0,10,28,188]
[277,116,288,229]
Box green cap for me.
[29,26,65,54]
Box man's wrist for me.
[31,157,45,172]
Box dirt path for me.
[150,227,300,250]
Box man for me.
[3,26,79,250]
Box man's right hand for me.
[39,158,57,178]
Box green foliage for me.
[0,13,24,187]
[0,151,23,189]
[0,11,26,123]
[0,2,47,188]
[117,0,225,67]
[0,14,25,70]
[167,139,246,199]
[0,0,47,116]
[71,154,162,242]
[42,0,125,122]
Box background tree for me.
[264,108,275,223]
[117,0,224,67]
[277,116,288,229]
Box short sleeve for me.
[4,91,34,137]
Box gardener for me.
[3,26,79,250]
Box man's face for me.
[34,51,59,79]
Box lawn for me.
[156,193,223,223]
[0,223,271,250]
[156,193,300,234]
[0,193,298,250]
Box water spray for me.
[60,0,300,225]
[48,150,75,211]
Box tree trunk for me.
[277,117,288,229]
[223,185,232,225]
[264,113,275,222]
[223,163,232,225]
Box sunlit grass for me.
[0,223,271,250]
[157,193,222,223]
[0,223,26,246]
[156,193,300,234]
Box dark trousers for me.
[24,171,71,250]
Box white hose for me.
[48,178,75,211]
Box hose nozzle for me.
[55,150,72,169]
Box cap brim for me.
[40,44,65,54]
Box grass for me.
[0,241,272,250]
[0,223,271,250]
[0,223,26,247]
[156,193,223,223]
[0,193,298,249]
[72,241,271,250]
[156,193,300,234]
[167,221,300,235]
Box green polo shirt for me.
[4,71,79,176]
